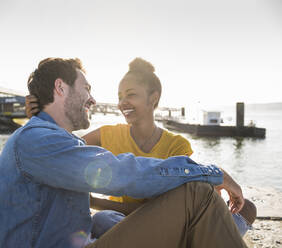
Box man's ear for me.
[54,79,65,96]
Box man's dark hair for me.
[27,57,85,109]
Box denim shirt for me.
[0,112,223,248]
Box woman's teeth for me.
[123,109,134,116]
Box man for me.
[0,58,247,248]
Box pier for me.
[163,120,266,138]
[163,103,266,138]
[0,86,267,138]
[0,87,26,133]
[0,86,183,133]
[1,86,266,138]
[92,103,185,119]
[92,102,120,115]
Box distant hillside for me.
[246,102,282,111]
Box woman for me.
[86,58,254,238]
[83,58,193,203]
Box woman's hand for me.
[215,168,245,214]
[25,95,40,118]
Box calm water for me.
[183,103,282,192]
[1,103,282,192]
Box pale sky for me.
[0,0,281,109]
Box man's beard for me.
[64,90,90,131]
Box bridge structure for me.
[0,86,26,97]
[0,86,26,118]
[91,103,185,120]
[0,86,27,132]
[155,106,185,121]
[91,102,120,116]
[0,86,185,132]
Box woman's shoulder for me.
[162,129,189,143]
[160,128,193,156]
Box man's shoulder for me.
[14,117,59,137]
[14,116,71,146]
[27,115,60,129]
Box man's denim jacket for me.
[0,112,223,248]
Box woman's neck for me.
[130,120,155,137]
[130,121,162,153]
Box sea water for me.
[1,103,282,192]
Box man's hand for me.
[25,95,40,118]
[215,168,245,214]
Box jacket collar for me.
[36,111,57,125]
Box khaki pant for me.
[87,182,247,248]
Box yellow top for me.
[100,124,193,203]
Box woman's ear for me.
[150,91,160,108]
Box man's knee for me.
[165,182,217,217]
[184,181,215,205]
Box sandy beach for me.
[242,186,282,248]
[244,219,282,248]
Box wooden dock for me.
[163,119,266,138]
[162,103,266,139]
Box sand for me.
[242,186,282,248]
[244,219,282,248]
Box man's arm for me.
[16,125,223,198]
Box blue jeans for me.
[232,213,253,236]
[92,209,252,239]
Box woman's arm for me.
[215,168,244,214]
[82,129,101,146]
[25,95,40,118]
[90,196,142,215]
